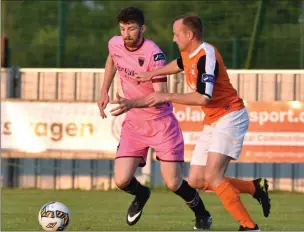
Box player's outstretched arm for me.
[145,91,210,107]
[165,92,210,106]
[110,87,210,116]
[135,59,182,82]
[146,53,218,107]
[97,54,117,118]
[109,82,168,116]
[109,93,154,116]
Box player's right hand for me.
[97,91,109,119]
[135,71,153,82]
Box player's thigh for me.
[205,108,249,182]
[204,152,232,186]
[160,161,183,191]
[114,157,142,189]
[115,121,149,188]
[151,114,184,163]
[190,124,212,166]
[188,125,212,189]
[209,108,249,162]
[116,120,149,167]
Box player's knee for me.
[204,171,218,186]
[188,169,206,189]
[114,175,132,190]
[165,177,183,192]
[188,176,206,189]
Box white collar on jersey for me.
[189,42,206,59]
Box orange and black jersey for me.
[177,50,219,99]
[177,42,244,124]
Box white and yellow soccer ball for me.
[38,201,70,231]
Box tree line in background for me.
[1,0,302,69]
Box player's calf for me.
[174,180,212,230]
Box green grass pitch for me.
[2,188,303,231]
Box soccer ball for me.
[38,201,70,231]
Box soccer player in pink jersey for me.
[97,6,212,229]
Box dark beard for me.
[124,34,142,49]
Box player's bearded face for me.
[120,22,143,48]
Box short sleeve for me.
[176,56,184,70]
[149,51,167,83]
[196,55,219,98]
[108,36,118,57]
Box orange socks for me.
[225,177,255,195]
[202,177,255,196]
[214,179,256,228]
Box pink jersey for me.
[108,36,173,121]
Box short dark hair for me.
[175,13,203,40]
[117,6,145,26]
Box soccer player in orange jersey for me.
[132,14,271,231]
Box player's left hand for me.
[146,92,169,107]
[110,93,133,116]
[134,71,153,82]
